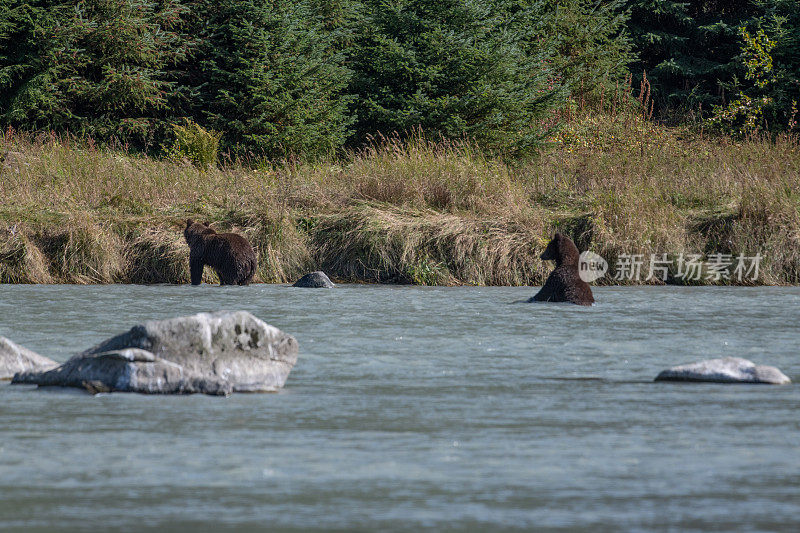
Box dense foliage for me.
[536,0,633,101]
[627,0,800,130]
[0,0,634,157]
[347,0,560,155]
[1,0,799,159]
[183,0,353,158]
[0,0,191,146]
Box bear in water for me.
[183,219,257,285]
[529,232,594,306]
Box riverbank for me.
[2,114,799,285]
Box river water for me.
[0,285,798,531]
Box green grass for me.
[1,114,799,285]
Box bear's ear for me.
[186,218,194,228]
[553,233,566,252]
[203,221,211,227]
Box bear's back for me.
[531,232,594,305]
[554,266,594,305]
[204,232,254,264]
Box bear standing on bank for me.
[183,219,257,285]
[529,232,594,306]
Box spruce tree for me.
[0,0,64,130]
[0,0,191,148]
[627,0,759,117]
[185,0,353,159]
[347,0,561,155]
[532,0,633,102]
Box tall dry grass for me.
[1,118,799,285]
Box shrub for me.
[709,28,773,134]
[168,120,221,169]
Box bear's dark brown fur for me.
[184,219,257,285]
[529,232,594,306]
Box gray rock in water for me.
[655,357,791,385]
[293,271,335,288]
[12,311,298,395]
[0,337,58,380]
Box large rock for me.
[12,311,298,395]
[655,357,791,385]
[1,337,58,379]
[293,271,335,288]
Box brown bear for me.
[529,232,594,306]
[183,219,257,285]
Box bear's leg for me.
[189,254,205,285]
[239,259,256,285]
[217,270,235,285]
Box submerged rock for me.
[655,357,791,385]
[12,311,298,395]
[293,271,335,288]
[0,337,58,379]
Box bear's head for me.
[184,219,215,248]
[540,232,580,267]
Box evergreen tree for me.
[184,0,353,159]
[534,0,633,102]
[0,0,64,130]
[347,0,561,155]
[627,0,761,118]
[0,0,192,147]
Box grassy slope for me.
[1,113,799,285]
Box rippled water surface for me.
[1,284,798,531]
